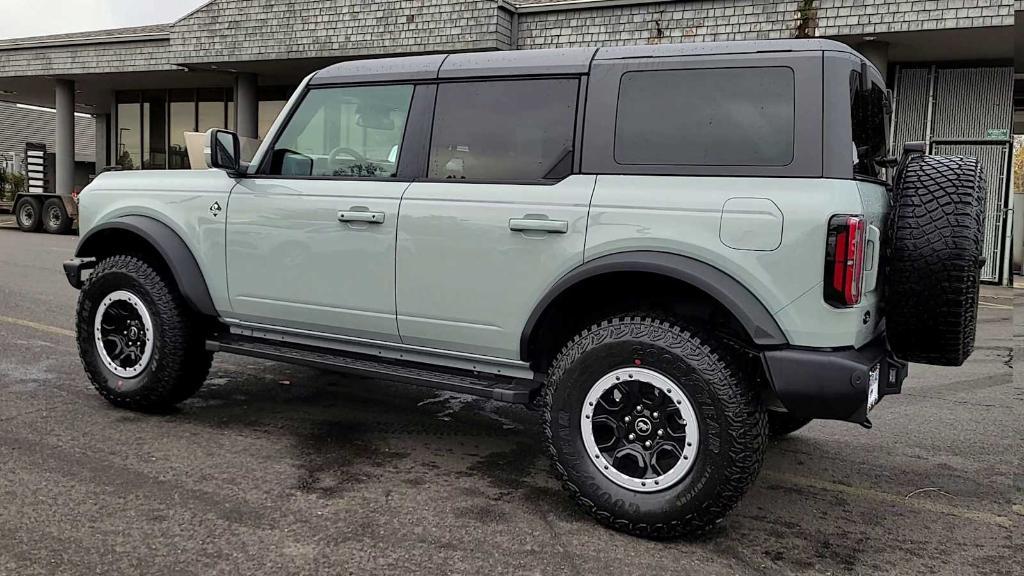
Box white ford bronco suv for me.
[64,40,987,539]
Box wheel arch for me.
[520,251,788,369]
[75,215,217,317]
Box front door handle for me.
[509,218,568,234]
[338,210,385,224]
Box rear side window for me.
[850,70,889,179]
[428,79,577,181]
[614,67,795,166]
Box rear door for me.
[396,77,593,359]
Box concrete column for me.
[94,113,109,171]
[55,79,75,194]
[857,40,889,82]
[235,73,259,139]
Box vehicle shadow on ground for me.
[111,358,1016,575]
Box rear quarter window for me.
[614,67,795,167]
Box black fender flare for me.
[520,251,788,361]
[75,215,217,317]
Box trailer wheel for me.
[42,198,73,234]
[15,196,42,232]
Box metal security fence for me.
[891,65,1014,283]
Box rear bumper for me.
[63,257,96,289]
[762,334,907,424]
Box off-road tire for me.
[42,198,72,234]
[766,411,812,437]
[76,254,212,411]
[885,154,986,366]
[542,315,768,539]
[14,196,42,232]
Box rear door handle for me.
[338,210,385,224]
[508,218,568,234]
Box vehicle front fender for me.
[75,215,217,317]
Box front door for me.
[396,78,591,359]
[226,84,417,342]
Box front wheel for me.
[76,254,212,411]
[542,316,767,539]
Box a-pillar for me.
[55,79,75,194]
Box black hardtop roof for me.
[309,39,866,85]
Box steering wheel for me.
[328,146,368,166]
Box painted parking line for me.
[978,301,1012,310]
[763,471,1016,529]
[0,315,75,337]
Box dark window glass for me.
[428,79,577,181]
[268,85,413,178]
[615,67,795,166]
[198,88,229,133]
[850,71,889,179]
[116,94,141,170]
[142,91,167,170]
[169,89,196,170]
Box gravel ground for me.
[0,222,1020,575]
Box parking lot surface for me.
[0,221,1020,575]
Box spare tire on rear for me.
[885,154,986,367]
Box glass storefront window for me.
[116,95,141,170]
[198,88,229,134]
[169,89,195,170]
[115,86,291,170]
[143,91,167,170]
[259,101,287,139]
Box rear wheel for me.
[543,315,767,539]
[76,254,211,411]
[14,196,41,232]
[42,198,72,234]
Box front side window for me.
[850,71,889,179]
[428,79,578,181]
[615,67,795,167]
[267,85,413,178]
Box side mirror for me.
[205,128,240,173]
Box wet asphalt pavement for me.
[0,219,1021,575]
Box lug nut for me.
[644,440,652,448]
[628,433,636,441]
[652,411,659,419]
[657,429,664,437]
[624,416,632,424]
[635,405,644,413]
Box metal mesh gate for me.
[891,65,1014,282]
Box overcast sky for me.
[0,0,209,40]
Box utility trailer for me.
[11,143,77,234]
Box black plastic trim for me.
[763,334,907,423]
[62,257,96,289]
[520,251,789,361]
[208,334,540,404]
[75,215,217,317]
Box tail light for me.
[823,215,866,307]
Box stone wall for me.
[815,0,1016,36]
[517,1,799,49]
[170,0,507,64]
[0,40,175,78]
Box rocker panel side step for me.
[207,336,540,404]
